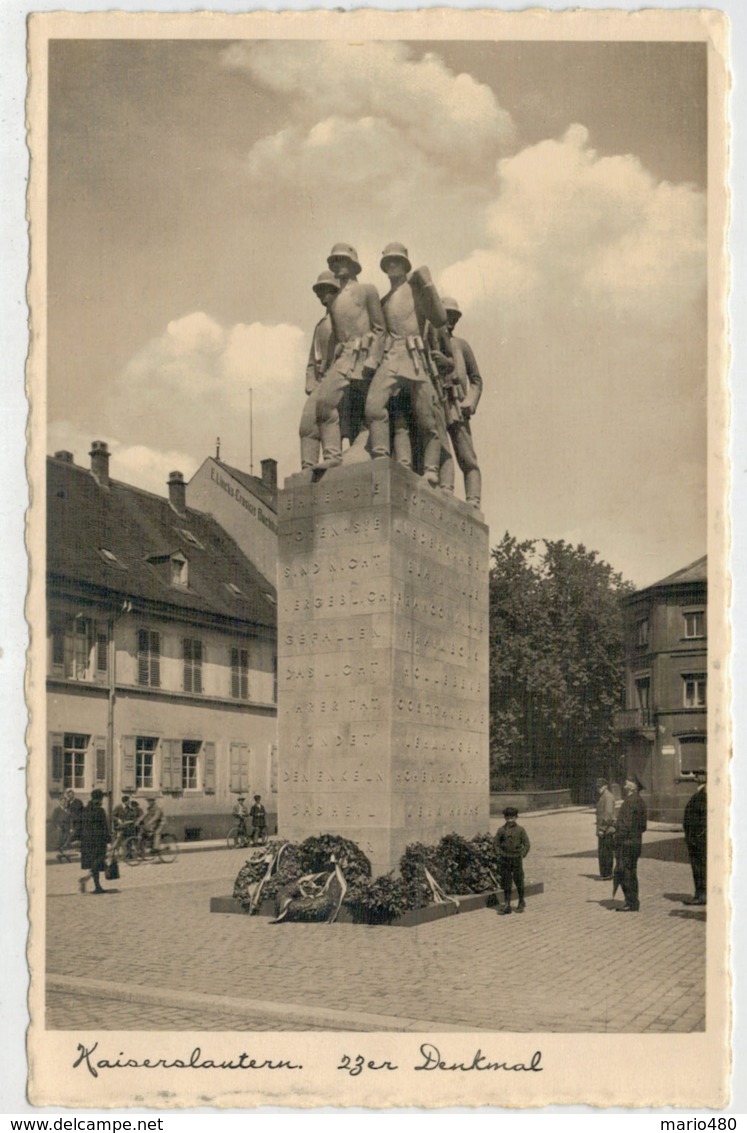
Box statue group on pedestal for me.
[299,241,483,510]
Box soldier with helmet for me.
[438,296,483,509]
[364,242,449,483]
[314,243,386,469]
[299,270,340,470]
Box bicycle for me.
[122,828,179,865]
[226,823,251,850]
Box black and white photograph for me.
[23,6,730,1111]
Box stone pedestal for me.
[276,458,489,876]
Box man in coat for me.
[682,770,707,905]
[79,788,111,894]
[595,778,616,880]
[614,777,648,911]
[314,243,386,469]
[299,270,340,470]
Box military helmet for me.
[380,242,412,273]
[312,270,341,297]
[441,296,462,320]
[327,243,362,275]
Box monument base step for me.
[210,881,544,927]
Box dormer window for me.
[145,549,189,589]
[98,548,126,569]
[170,552,188,588]
[177,528,204,550]
[225,582,243,597]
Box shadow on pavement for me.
[662,890,693,903]
[640,837,689,863]
[669,908,706,922]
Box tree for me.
[489,534,634,801]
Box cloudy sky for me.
[47,38,708,588]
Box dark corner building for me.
[615,555,707,822]
[46,442,278,847]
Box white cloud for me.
[439,124,706,323]
[224,41,515,190]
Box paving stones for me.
[45,808,704,1032]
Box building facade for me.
[46,444,278,846]
[614,556,707,822]
[186,456,278,588]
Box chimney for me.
[89,441,110,488]
[54,450,74,464]
[260,458,277,493]
[168,470,186,515]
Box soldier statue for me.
[298,270,339,470]
[364,242,450,485]
[314,243,385,469]
[437,296,483,510]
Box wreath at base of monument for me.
[232,830,499,924]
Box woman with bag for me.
[79,789,111,894]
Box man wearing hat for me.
[314,243,386,469]
[111,792,142,859]
[364,242,448,482]
[613,776,648,911]
[494,806,531,914]
[595,778,616,880]
[437,297,483,509]
[232,794,250,841]
[299,270,340,470]
[682,769,707,905]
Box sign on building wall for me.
[186,458,278,587]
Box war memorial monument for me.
[275,242,490,876]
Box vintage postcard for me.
[25,7,731,1110]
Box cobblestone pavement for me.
[45,808,705,1033]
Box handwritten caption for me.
[73,1042,543,1080]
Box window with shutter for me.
[121,736,137,792]
[203,741,216,794]
[93,735,107,784]
[229,742,250,792]
[96,631,108,674]
[161,739,180,792]
[49,732,64,792]
[183,638,203,694]
[135,737,157,789]
[230,647,249,700]
[63,734,88,789]
[137,629,161,687]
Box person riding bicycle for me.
[139,797,165,853]
[249,795,267,845]
[112,794,142,857]
[232,796,250,840]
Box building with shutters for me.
[614,556,707,823]
[46,443,278,847]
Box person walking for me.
[495,806,531,914]
[614,777,648,911]
[79,788,111,894]
[55,789,76,860]
[682,770,707,905]
[595,778,616,880]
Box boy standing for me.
[495,806,531,915]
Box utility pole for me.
[249,387,254,476]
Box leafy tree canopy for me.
[489,534,634,800]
